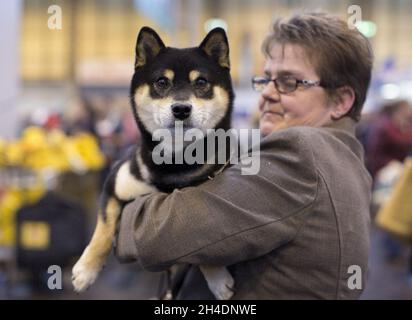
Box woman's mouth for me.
[261,111,284,118]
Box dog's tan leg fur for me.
[72,197,121,292]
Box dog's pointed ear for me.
[199,28,230,69]
[135,27,165,68]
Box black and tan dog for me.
[71,27,236,300]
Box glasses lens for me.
[277,77,297,93]
[252,77,268,92]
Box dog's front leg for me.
[199,265,235,300]
[72,197,121,292]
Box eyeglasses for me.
[251,76,324,94]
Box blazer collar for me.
[322,117,357,135]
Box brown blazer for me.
[115,118,372,299]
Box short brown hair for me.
[262,12,373,121]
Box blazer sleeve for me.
[115,128,319,271]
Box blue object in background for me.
[134,0,175,31]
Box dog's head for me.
[130,27,234,137]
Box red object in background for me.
[43,114,61,130]
[368,115,412,179]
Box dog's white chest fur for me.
[115,161,155,201]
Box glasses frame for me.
[251,76,324,94]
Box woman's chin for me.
[260,120,285,137]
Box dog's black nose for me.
[171,103,192,120]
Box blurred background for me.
[1,0,412,300]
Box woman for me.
[115,12,373,299]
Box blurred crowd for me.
[357,99,412,285]
[0,91,143,299]
[358,100,412,180]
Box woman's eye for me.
[155,77,171,89]
[194,77,208,88]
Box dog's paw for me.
[71,259,102,293]
[208,274,235,300]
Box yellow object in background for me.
[20,221,50,250]
[0,186,45,247]
[5,141,24,165]
[20,126,47,152]
[71,133,105,171]
[0,138,7,166]
[376,158,412,242]
[0,127,105,172]
[0,190,21,247]
[0,126,104,247]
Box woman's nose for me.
[261,81,280,103]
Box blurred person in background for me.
[367,100,412,181]
[355,111,379,161]
[86,94,123,187]
[366,100,412,262]
[65,95,97,136]
[114,12,373,299]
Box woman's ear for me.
[330,86,356,120]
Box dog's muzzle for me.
[171,103,192,120]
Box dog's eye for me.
[194,77,208,89]
[155,77,171,89]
